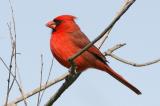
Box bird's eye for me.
[53,19,61,26]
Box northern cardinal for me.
[46,15,141,95]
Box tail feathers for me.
[99,63,141,95]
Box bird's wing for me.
[69,30,107,64]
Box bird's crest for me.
[54,15,76,21]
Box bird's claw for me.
[65,67,78,81]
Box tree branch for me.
[68,0,135,62]
[96,0,131,48]
[104,43,160,67]
[39,59,54,104]
[7,72,70,105]
[37,54,44,106]
[45,72,81,106]
[106,53,160,67]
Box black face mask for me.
[52,19,62,32]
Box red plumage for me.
[46,15,141,95]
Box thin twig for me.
[104,43,126,54]
[5,47,14,106]
[8,0,17,92]
[96,0,129,48]
[104,43,160,67]
[9,0,28,104]
[5,19,16,106]
[39,59,54,103]
[7,23,16,93]
[107,53,160,67]
[5,0,28,105]
[37,55,44,106]
[1,52,27,106]
[0,57,17,83]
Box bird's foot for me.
[65,67,77,81]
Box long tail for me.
[97,61,141,95]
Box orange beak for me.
[46,21,56,29]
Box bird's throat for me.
[52,29,56,32]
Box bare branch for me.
[7,72,70,105]
[45,73,81,106]
[4,0,27,105]
[8,0,17,91]
[106,53,160,67]
[0,57,18,84]
[5,20,16,106]
[68,0,135,62]
[39,59,54,103]
[103,43,160,67]
[37,54,44,106]
[5,39,14,106]
[45,60,80,106]
[104,43,160,67]
[104,43,126,54]
[96,0,130,48]
[5,52,14,105]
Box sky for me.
[0,0,160,106]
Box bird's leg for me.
[65,61,77,81]
[69,60,78,74]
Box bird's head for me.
[46,15,78,32]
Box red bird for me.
[46,15,141,95]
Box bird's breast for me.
[50,33,80,68]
